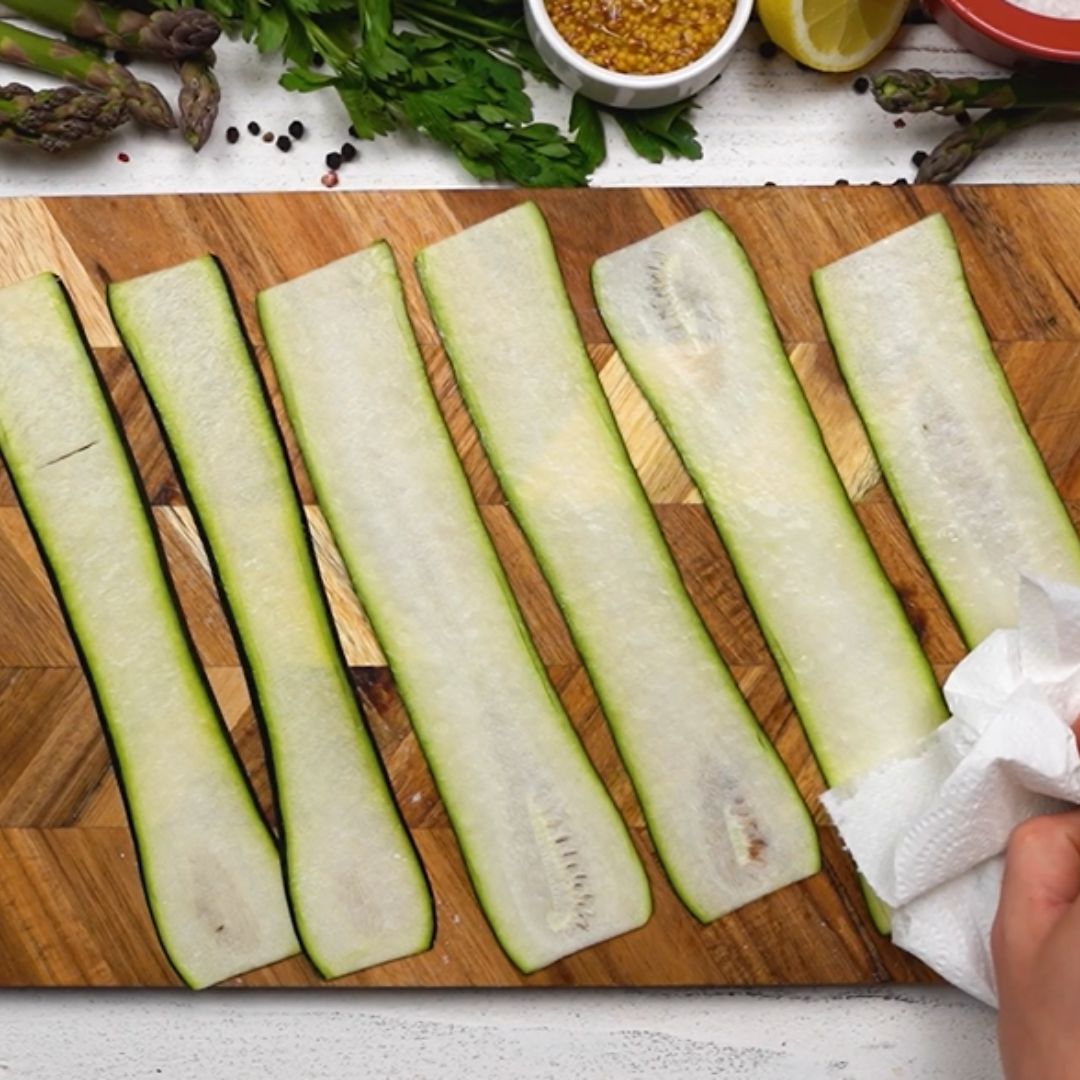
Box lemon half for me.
[756,0,906,72]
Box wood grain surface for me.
[0,186,1077,989]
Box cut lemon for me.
[756,0,906,72]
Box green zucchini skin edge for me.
[108,258,434,977]
[416,203,821,924]
[591,211,945,786]
[812,213,1080,648]
[590,212,957,934]
[257,242,651,973]
[0,274,298,988]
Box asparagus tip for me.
[871,69,938,114]
[0,80,131,153]
[915,140,972,184]
[147,10,222,61]
[177,56,220,152]
[131,80,176,130]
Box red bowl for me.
[925,0,1080,66]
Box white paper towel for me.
[822,575,1080,1007]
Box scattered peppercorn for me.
[248,121,261,136]
[114,50,131,67]
[262,131,274,143]
[312,52,325,68]
[758,39,778,59]
[117,151,130,163]
[321,171,340,188]
[893,177,910,185]
[912,150,928,167]
[340,142,358,163]
[226,126,240,144]
[289,120,305,140]
[893,117,906,129]
[956,110,973,127]
[349,125,358,138]
[326,151,343,170]
[276,135,293,152]
[764,180,776,186]
[835,178,850,185]
[870,180,882,186]
[853,76,869,94]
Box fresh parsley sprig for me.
[149,0,703,185]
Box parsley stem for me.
[398,0,530,42]
[400,10,511,52]
[290,8,349,69]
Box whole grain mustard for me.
[546,0,734,75]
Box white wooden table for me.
[0,23,1077,193]
[2,18,1056,1078]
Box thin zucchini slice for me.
[257,243,650,973]
[417,204,819,923]
[592,212,947,790]
[108,259,433,979]
[0,274,299,988]
[813,214,1080,646]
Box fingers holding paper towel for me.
[992,807,1080,1080]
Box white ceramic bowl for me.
[524,0,753,109]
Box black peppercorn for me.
[276,135,292,152]
[326,151,343,170]
[340,142,358,162]
[226,126,240,144]
[247,121,261,136]
[289,120,305,140]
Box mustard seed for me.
[545,0,733,75]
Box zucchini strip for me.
[0,274,298,988]
[417,204,820,922]
[257,244,650,974]
[813,214,1080,646]
[592,212,947,790]
[108,259,433,979]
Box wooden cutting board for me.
[1,185,1078,989]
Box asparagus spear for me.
[916,106,1073,183]
[1,1,220,60]
[176,50,219,151]
[0,80,130,151]
[0,20,174,128]
[874,68,1080,116]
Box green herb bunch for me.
[148,0,704,184]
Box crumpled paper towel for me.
[821,574,1080,1007]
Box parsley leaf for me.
[568,93,605,173]
[147,0,704,185]
[610,100,703,163]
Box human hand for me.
[991,722,1080,1080]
